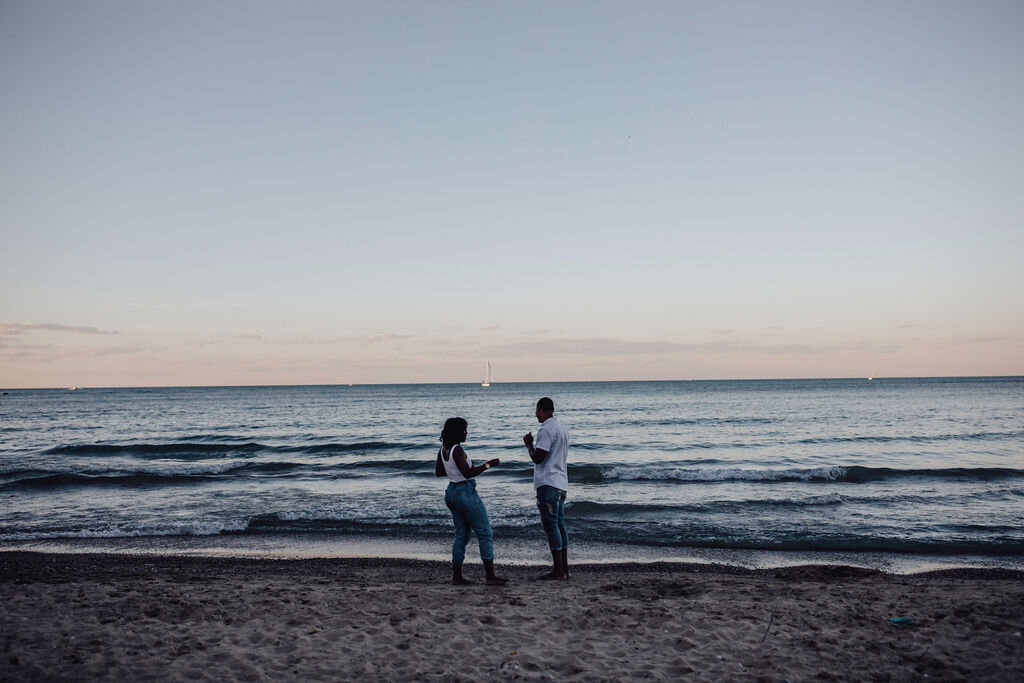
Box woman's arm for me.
[452,445,499,479]
[435,448,446,477]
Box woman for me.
[435,417,507,585]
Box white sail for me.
[481,361,492,387]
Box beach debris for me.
[761,613,775,642]
[888,617,913,625]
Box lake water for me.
[2,378,1021,571]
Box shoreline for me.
[3,551,1023,681]
[4,549,1024,582]
[3,532,1022,576]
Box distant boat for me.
[867,376,873,381]
[481,361,492,387]
[69,386,78,391]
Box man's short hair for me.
[537,397,554,412]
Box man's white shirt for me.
[534,416,569,491]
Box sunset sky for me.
[2,1,1022,387]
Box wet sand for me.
[2,552,1022,681]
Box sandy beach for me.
[1,552,1021,681]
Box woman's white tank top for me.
[441,444,472,483]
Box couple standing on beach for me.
[435,397,570,586]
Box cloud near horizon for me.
[950,336,1007,345]
[228,331,932,360]
[476,336,908,358]
[2,323,1019,388]
[0,322,119,336]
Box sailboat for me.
[481,361,492,387]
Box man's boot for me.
[541,549,566,580]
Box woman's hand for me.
[486,458,500,469]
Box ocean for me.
[2,378,1022,571]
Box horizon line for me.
[2,374,1022,391]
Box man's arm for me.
[523,432,549,465]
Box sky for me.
[1,0,1022,387]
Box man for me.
[522,396,570,579]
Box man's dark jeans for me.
[536,484,567,551]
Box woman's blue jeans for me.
[444,479,494,564]
[536,485,568,551]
